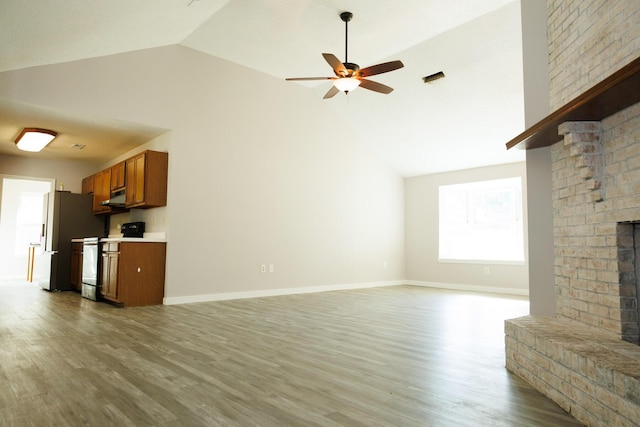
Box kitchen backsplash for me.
[108,206,167,237]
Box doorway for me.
[0,176,54,280]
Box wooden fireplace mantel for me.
[506,56,640,150]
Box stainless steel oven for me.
[81,237,100,300]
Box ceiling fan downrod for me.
[340,12,353,65]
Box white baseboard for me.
[163,280,405,305]
[406,280,529,297]
[164,279,529,305]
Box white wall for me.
[0,45,405,301]
[520,0,554,315]
[405,162,528,294]
[0,155,97,194]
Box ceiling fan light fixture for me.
[334,77,361,93]
[15,128,57,152]
[285,11,403,99]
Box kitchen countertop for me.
[101,231,166,243]
[72,233,166,243]
[101,237,166,243]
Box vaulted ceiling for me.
[0,0,525,176]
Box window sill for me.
[438,258,525,266]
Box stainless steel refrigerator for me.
[39,191,105,291]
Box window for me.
[14,192,46,255]
[1,178,50,257]
[438,177,524,263]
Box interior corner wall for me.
[0,45,405,299]
[525,147,555,315]
[404,162,529,294]
[520,0,554,315]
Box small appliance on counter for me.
[121,221,145,238]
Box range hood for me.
[101,191,126,207]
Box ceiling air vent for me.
[422,71,445,83]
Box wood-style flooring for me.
[0,281,582,426]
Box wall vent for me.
[422,71,445,83]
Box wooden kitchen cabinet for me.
[92,169,111,214]
[81,149,167,215]
[101,242,120,301]
[125,150,168,209]
[99,241,166,307]
[91,168,126,215]
[70,242,84,292]
[81,175,94,195]
[110,161,126,192]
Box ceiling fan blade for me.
[285,77,333,81]
[323,85,340,99]
[322,53,347,76]
[359,79,394,94]
[358,60,404,78]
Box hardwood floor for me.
[0,280,582,426]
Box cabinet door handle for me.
[137,267,141,273]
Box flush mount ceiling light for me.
[15,128,57,152]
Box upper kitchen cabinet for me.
[110,161,126,193]
[82,150,168,215]
[92,169,111,214]
[81,175,94,195]
[86,168,127,215]
[125,150,168,209]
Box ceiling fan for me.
[286,11,404,99]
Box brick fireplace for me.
[505,107,640,426]
[553,118,640,346]
[503,1,640,425]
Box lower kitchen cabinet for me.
[70,242,83,292]
[99,241,166,307]
[101,244,119,301]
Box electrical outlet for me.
[484,267,490,275]
[261,264,266,273]
[269,264,274,273]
